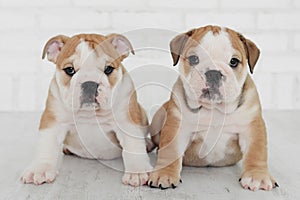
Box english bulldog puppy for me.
[21,33,153,186]
[148,25,278,191]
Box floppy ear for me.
[42,35,69,64]
[106,33,134,58]
[239,34,260,74]
[170,29,195,66]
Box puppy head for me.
[170,25,260,105]
[42,33,134,112]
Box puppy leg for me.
[21,112,67,185]
[116,126,152,187]
[148,115,191,189]
[239,115,277,191]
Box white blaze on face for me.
[77,41,97,69]
[199,30,233,63]
[73,41,107,81]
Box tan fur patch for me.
[128,90,149,126]
[243,113,268,172]
[39,89,56,130]
[149,101,169,146]
[189,25,221,42]
[154,97,181,166]
[226,28,247,66]
[241,75,261,110]
[226,28,260,73]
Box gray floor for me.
[1,111,299,200]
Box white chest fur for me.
[63,113,122,160]
[181,106,252,163]
[192,130,239,164]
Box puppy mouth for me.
[200,86,223,102]
[80,101,100,111]
[80,95,101,111]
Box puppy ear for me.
[42,35,70,63]
[106,34,134,58]
[170,29,195,66]
[239,34,260,74]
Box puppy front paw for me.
[148,169,181,189]
[20,162,58,185]
[240,169,278,191]
[122,173,148,187]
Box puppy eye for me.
[63,66,76,76]
[229,58,240,68]
[187,55,199,66]
[104,66,114,75]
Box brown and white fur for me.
[20,33,153,186]
[148,25,278,191]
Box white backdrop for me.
[0,0,299,112]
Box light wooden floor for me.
[1,111,299,200]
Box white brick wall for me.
[148,0,218,9]
[112,13,184,30]
[0,0,299,111]
[39,9,110,30]
[220,0,290,9]
[258,13,300,30]
[294,34,300,50]
[0,76,13,111]
[186,13,256,30]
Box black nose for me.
[80,81,99,104]
[205,70,223,87]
